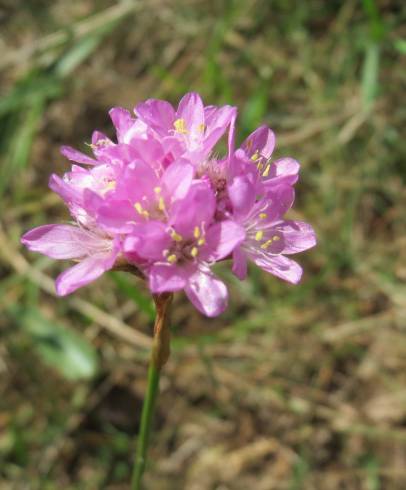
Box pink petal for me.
[277,221,317,254]
[263,157,300,189]
[241,125,276,159]
[91,131,113,147]
[170,182,216,239]
[148,264,187,293]
[161,159,194,202]
[21,224,103,259]
[232,247,248,280]
[203,105,238,155]
[176,92,205,133]
[56,252,117,296]
[135,99,176,136]
[49,174,82,204]
[202,220,245,261]
[124,222,171,260]
[205,105,237,132]
[252,254,303,284]
[128,137,166,172]
[96,200,137,233]
[185,269,228,317]
[265,186,295,222]
[60,146,97,165]
[109,107,135,143]
[115,161,158,202]
[228,175,257,217]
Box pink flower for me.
[21,92,316,316]
[229,183,316,282]
[123,181,245,317]
[133,92,237,163]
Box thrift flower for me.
[21,92,316,316]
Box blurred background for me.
[0,0,405,489]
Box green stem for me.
[131,292,173,490]
[131,361,160,489]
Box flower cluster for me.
[22,93,316,316]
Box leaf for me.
[55,34,105,77]
[361,42,380,111]
[19,308,99,380]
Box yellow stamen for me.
[255,231,264,241]
[257,162,264,171]
[134,202,143,214]
[190,247,199,258]
[170,230,183,242]
[154,186,162,194]
[261,239,274,250]
[251,150,260,161]
[259,213,267,219]
[167,254,177,264]
[194,226,201,239]
[174,118,188,134]
[197,238,206,246]
[262,164,271,177]
[158,196,166,211]
[134,202,149,218]
[198,123,206,133]
[273,235,280,241]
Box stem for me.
[131,292,173,490]
[131,362,160,489]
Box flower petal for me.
[265,186,295,221]
[96,199,137,233]
[277,221,317,254]
[232,247,248,280]
[21,224,106,259]
[56,252,117,296]
[228,175,257,217]
[202,220,245,261]
[176,92,204,134]
[170,182,216,238]
[241,125,276,160]
[109,107,135,143]
[161,159,194,202]
[124,222,171,260]
[184,268,228,317]
[148,263,187,293]
[49,174,82,205]
[263,157,300,190]
[252,254,303,284]
[60,146,97,165]
[135,99,176,136]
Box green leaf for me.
[361,42,380,111]
[19,308,99,380]
[55,34,105,77]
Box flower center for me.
[163,225,206,265]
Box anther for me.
[170,230,183,242]
[174,118,188,134]
[255,231,264,241]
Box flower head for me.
[21,92,316,316]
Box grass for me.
[0,1,405,489]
